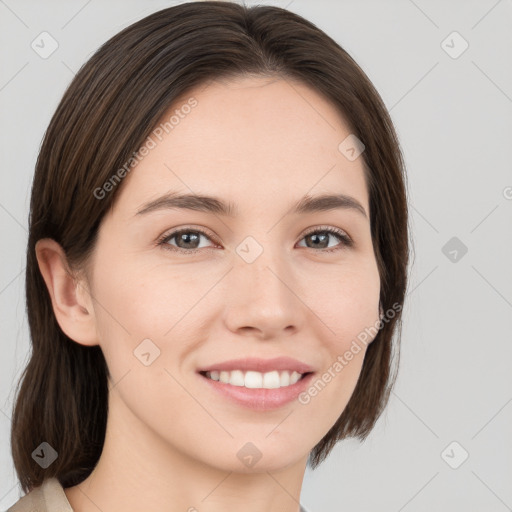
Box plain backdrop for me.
[1,1,511,511]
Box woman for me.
[7,1,409,511]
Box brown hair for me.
[11,0,409,493]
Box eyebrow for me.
[135,191,368,219]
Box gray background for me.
[1,0,511,510]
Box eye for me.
[157,227,217,254]
[297,226,353,253]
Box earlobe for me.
[35,238,98,347]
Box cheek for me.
[292,261,380,414]
[89,262,203,430]
[306,260,381,347]
[91,254,205,338]
[88,251,222,396]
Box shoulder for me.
[6,477,74,512]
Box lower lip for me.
[198,372,315,411]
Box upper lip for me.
[197,356,315,374]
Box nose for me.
[222,240,306,340]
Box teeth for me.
[206,370,304,389]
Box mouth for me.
[197,369,315,411]
[199,369,313,389]
[195,356,316,410]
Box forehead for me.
[114,75,369,217]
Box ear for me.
[35,238,98,346]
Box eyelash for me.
[156,225,353,255]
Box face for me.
[82,75,381,472]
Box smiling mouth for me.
[199,369,313,389]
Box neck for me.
[64,386,308,512]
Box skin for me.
[36,75,381,512]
